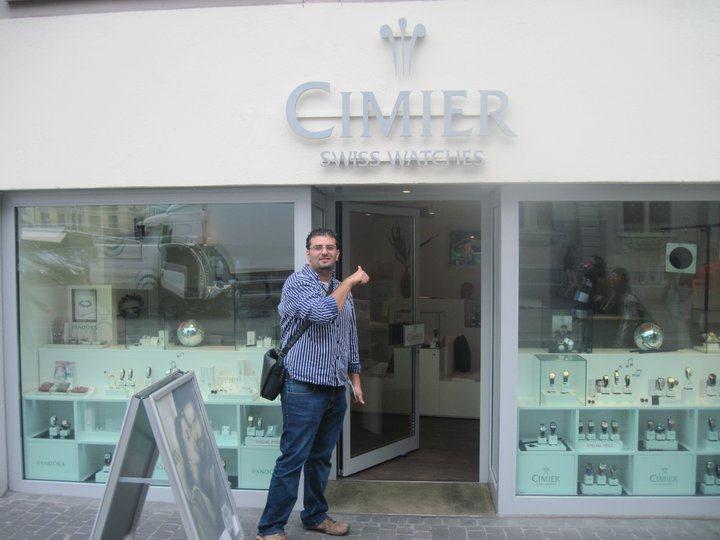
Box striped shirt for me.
[278,264,361,387]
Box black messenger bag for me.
[260,281,334,400]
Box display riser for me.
[579,482,623,495]
[640,439,679,451]
[699,483,720,495]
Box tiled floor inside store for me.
[1,490,720,540]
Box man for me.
[571,255,606,353]
[257,228,369,540]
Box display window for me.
[16,202,294,489]
[516,201,720,497]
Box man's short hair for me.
[306,228,339,250]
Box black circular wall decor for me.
[668,246,694,271]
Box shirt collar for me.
[302,263,336,284]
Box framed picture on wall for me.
[72,288,98,322]
[450,231,481,266]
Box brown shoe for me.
[304,517,349,536]
[256,533,287,540]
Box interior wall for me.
[418,203,482,374]
[376,200,483,374]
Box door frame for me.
[338,202,421,477]
[322,186,493,485]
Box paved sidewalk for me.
[1,491,719,540]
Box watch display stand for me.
[579,467,623,496]
[700,380,719,403]
[520,437,570,452]
[536,354,587,406]
[639,420,680,451]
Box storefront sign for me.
[286,18,515,167]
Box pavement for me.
[1,490,719,540]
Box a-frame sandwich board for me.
[91,370,243,540]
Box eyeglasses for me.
[309,244,338,252]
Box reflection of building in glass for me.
[20,205,141,236]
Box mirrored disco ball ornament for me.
[634,323,663,351]
[177,320,204,347]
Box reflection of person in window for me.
[173,398,229,540]
[661,273,693,348]
[561,244,578,299]
[572,255,606,352]
[601,268,643,348]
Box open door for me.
[339,202,420,476]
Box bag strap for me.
[278,279,335,358]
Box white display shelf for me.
[22,388,282,490]
[75,431,121,445]
[517,406,720,496]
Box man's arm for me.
[332,266,369,311]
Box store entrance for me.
[331,197,483,485]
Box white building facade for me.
[1,0,719,517]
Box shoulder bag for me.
[260,280,334,400]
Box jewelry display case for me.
[517,350,720,497]
[535,354,587,406]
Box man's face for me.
[307,235,339,272]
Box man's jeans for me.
[257,379,347,536]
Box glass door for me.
[339,202,420,476]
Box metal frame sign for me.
[91,371,243,540]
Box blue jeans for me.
[257,379,347,536]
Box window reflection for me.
[519,201,720,352]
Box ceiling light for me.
[402,189,411,194]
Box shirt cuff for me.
[323,295,339,318]
[348,362,362,374]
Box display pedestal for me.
[95,468,111,483]
[520,438,569,452]
[580,482,623,495]
[640,439,679,451]
[576,439,624,452]
[699,483,720,495]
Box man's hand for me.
[349,373,365,405]
[333,266,370,311]
[350,266,370,286]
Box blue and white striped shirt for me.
[278,264,361,387]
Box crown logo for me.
[380,18,426,77]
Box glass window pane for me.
[17,202,293,489]
[517,200,720,498]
